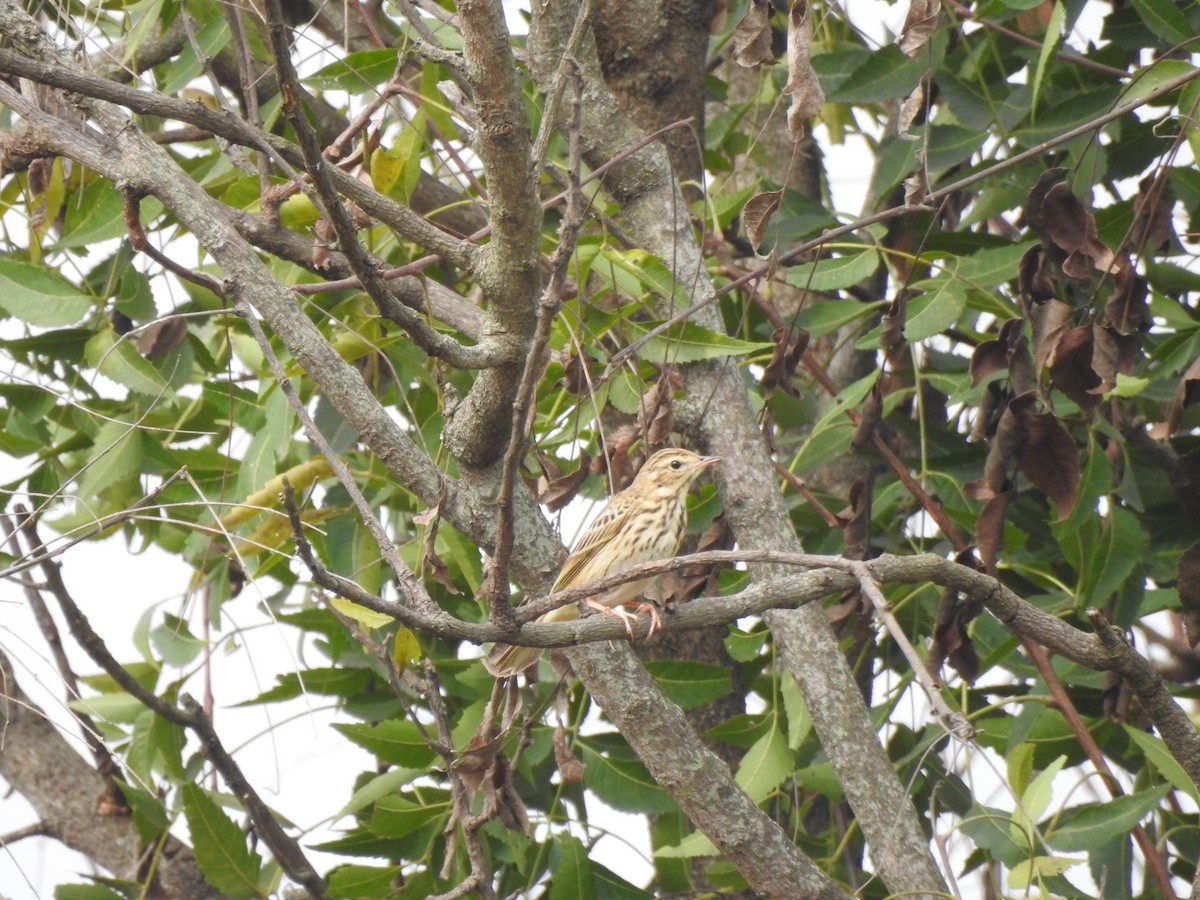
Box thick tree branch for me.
[526,6,949,896]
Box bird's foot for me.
[585,600,660,640]
[586,599,640,639]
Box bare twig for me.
[484,60,587,622]
[848,560,974,740]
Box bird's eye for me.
[670,460,682,470]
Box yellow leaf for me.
[331,597,396,630]
[392,627,421,674]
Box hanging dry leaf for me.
[897,81,925,141]
[1010,393,1080,520]
[761,325,809,395]
[976,484,1013,575]
[743,189,784,252]
[1046,325,1103,415]
[784,1,825,138]
[898,0,941,57]
[1166,356,1200,436]
[732,0,775,67]
[539,450,592,512]
[137,317,189,360]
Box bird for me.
[483,447,720,678]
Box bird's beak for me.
[697,456,720,469]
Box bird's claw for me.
[586,600,660,641]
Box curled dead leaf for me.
[732,0,776,67]
[898,0,942,57]
[539,450,592,512]
[1166,356,1200,436]
[743,189,784,253]
[784,1,825,138]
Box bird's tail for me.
[482,642,542,678]
[482,603,579,678]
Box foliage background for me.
[1,0,1200,898]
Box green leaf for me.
[330,597,394,629]
[159,16,232,96]
[723,626,768,662]
[786,247,879,291]
[654,829,718,859]
[181,784,264,899]
[1044,786,1170,852]
[781,673,811,750]
[620,320,771,365]
[734,719,791,802]
[1012,754,1066,841]
[644,660,732,709]
[0,258,92,326]
[333,719,438,768]
[792,296,886,339]
[824,45,924,104]
[580,735,677,815]
[1064,507,1147,608]
[339,768,427,817]
[593,862,652,899]
[304,49,400,92]
[369,792,451,838]
[75,419,144,505]
[85,328,172,397]
[121,0,165,63]
[549,835,595,900]
[57,180,162,250]
[1129,0,1195,44]
[1031,2,1066,117]
[235,388,293,501]
[53,885,130,900]
[325,864,405,899]
[1007,855,1078,889]
[904,278,967,344]
[150,613,205,668]
[69,691,146,723]
[1123,726,1200,805]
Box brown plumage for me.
[483,448,720,678]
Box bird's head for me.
[633,448,720,496]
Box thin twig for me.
[848,560,974,741]
[485,60,587,622]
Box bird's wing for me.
[552,494,634,591]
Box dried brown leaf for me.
[1180,541,1200,649]
[898,0,942,56]
[1166,356,1200,436]
[732,0,776,67]
[553,721,586,784]
[1046,325,1103,413]
[897,81,925,140]
[1105,268,1151,333]
[1018,244,1056,306]
[1091,326,1139,384]
[1132,174,1175,254]
[539,451,591,512]
[977,485,1013,575]
[850,382,883,451]
[743,189,784,252]
[137,317,189,360]
[784,1,825,137]
[1010,394,1080,521]
[761,326,809,395]
[638,377,675,446]
[970,338,1008,387]
[1030,299,1072,375]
